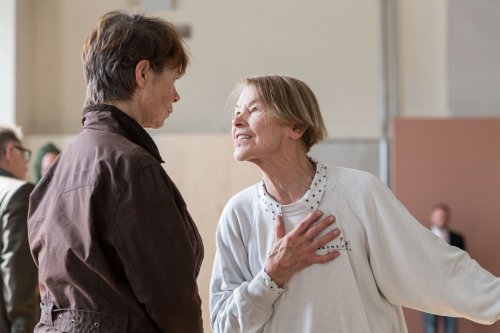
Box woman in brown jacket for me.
[27,11,203,333]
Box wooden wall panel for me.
[157,134,261,332]
[393,118,500,333]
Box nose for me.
[173,88,180,103]
[232,110,245,127]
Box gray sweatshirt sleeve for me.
[210,208,283,333]
[345,173,500,324]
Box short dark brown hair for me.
[82,11,189,106]
[233,75,327,151]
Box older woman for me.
[210,75,500,332]
[28,11,203,332]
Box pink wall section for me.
[393,118,500,333]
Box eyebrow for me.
[235,98,261,110]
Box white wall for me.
[18,0,451,138]
[397,0,448,117]
[22,0,385,139]
[15,0,35,129]
[0,0,16,126]
[448,0,500,116]
[13,0,451,134]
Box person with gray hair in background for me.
[28,11,203,332]
[210,74,500,333]
[0,126,38,333]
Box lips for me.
[235,134,252,144]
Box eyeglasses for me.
[13,145,32,163]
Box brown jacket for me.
[28,107,204,332]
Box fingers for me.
[267,212,342,284]
[307,250,340,265]
[274,215,286,240]
[304,215,336,240]
[289,210,324,237]
[310,228,341,250]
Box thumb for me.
[274,215,285,240]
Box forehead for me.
[236,85,261,107]
[432,207,447,214]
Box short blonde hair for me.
[233,75,327,151]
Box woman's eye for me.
[250,107,259,113]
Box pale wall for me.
[16,0,448,138]
[397,0,448,117]
[0,0,16,125]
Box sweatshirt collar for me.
[257,158,328,218]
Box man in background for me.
[422,203,466,333]
[0,126,38,333]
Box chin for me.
[152,121,165,129]
[233,151,245,161]
[143,119,166,129]
[234,149,254,162]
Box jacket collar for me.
[82,104,164,163]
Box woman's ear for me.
[135,59,151,88]
[289,124,306,140]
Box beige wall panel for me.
[154,134,262,332]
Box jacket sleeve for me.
[210,207,283,333]
[111,165,203,333]
[345,174,500,324]
[1,182,38,333]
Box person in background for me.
[0,126,38,333]
[209,75,500,333]
[422,203,466,333]
[32,142,60,183]
[28,11,203,332]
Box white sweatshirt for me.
[210,164,500,333]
